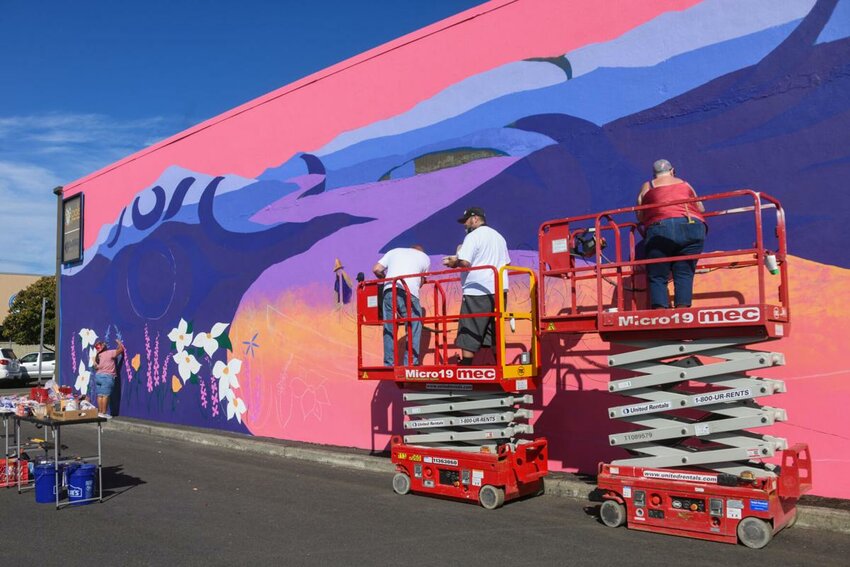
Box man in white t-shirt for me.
[442,207,510,365]
[373,245,431,366]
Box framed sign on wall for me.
[62,193,83,264]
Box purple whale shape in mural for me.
[388,0,849,268]
[62,176,374,430]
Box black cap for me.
[457,206,486,223]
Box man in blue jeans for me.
[637,159,707,309]
[372,245,431,366]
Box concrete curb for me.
[106,418,850,534]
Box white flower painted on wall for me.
[164,318,246,423]
[79,328,98,350]
[173,351,201,383]
[167,318,194,353]
[75,361,91,393]
[71,320,249,425]
[213,358,242,401]
[192,322,229,357]
[225,390,247,424]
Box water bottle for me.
[764,252,779,275]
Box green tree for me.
[2,276,56,345]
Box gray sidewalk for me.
[108,416,850,535]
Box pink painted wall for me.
[65,0,700,250]
[60,0,850,499]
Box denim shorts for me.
[94,373,115,397]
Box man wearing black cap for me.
[442,207,510,365]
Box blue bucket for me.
[63,462,81,488]
[34,463,58,504]
[68,464,97,505]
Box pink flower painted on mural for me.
[122,348,132,382]
[200,378,208,409]
[160,350,169,389]
[144,324,152,386]
[210,378,220,417]
[69,335,77,375]
[152,331,161,386]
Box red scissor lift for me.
[357,265,547,508]
[538,190,811,548]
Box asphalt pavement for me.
[2,420,849,567]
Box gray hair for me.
[653,159,674,175]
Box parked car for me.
[19,351,55,381]
[0,348,22,382]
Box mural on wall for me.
[61,0,850,497]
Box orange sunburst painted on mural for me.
[227,283,369,445]
[226,255,850,498]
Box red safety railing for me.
[538,190,789,339]
[356,265,538,387]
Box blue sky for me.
[0,0,487,275]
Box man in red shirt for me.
[637,159,706,309]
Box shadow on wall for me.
[534,334,640,474]
[370,380,404,455]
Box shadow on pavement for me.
[101,464,146,501]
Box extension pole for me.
[37,297,47,386]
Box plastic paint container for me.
[34,463,57,504]
[68,464,97,505]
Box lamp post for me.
[53,185,63,383]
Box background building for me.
[0,272,41,325]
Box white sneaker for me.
[98,413,112,420]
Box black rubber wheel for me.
[599,499,627,528]
[785,511,798,529]
[534,479,546,497]
[479,485,505,510]
[737,517,773,549]
[392,472,411,495]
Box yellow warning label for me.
[547,322,555,331]
[361,372,369,379]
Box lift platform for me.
[357,264,547,508]
[357,265,538,390]
[539,190,811,547]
